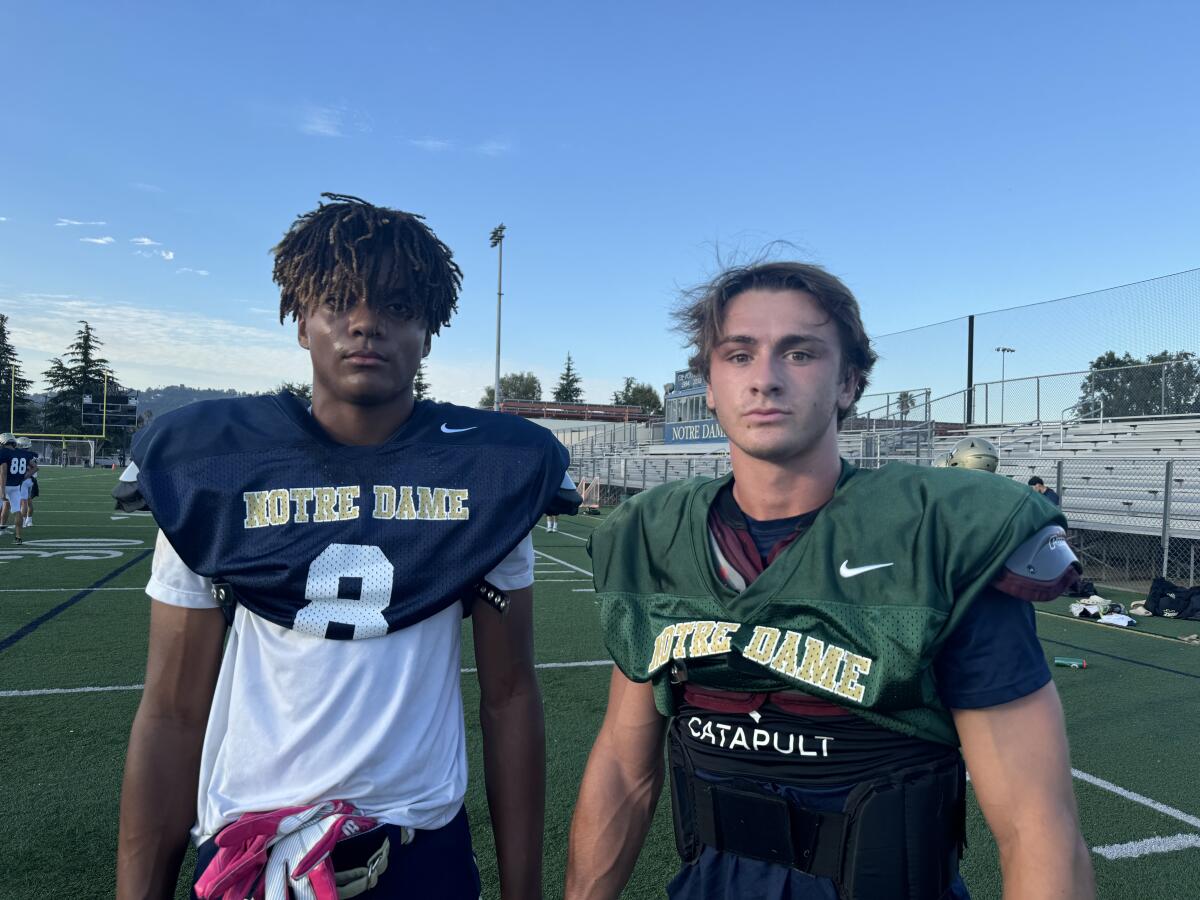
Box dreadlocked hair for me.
[273,192,462,333]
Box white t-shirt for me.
[148,528,534,842]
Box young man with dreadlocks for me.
[566,262,1094,899]
[116,194,577,899]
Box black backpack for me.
[1146,577,1200,619]
[1067,578,1096,598]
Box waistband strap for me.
[691,780,848,876]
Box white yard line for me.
[461,659,611,674]
[0,684,146,697]
[0,587,143,593]
[1091,833,1200,860]
[532,549,594,577]
[1072,769,1200,830]
[545,526,588,543]
[1,659,615,697]
[1034,610,1187,644]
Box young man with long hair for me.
[567,262,1093,900]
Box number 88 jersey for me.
[3,447,33,483]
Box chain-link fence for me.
[869,268,1200,416]
[567,453,1200,594]
[852,359,1200,432]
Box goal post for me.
[24,438,97,467]
[578,477,601,514]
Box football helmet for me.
[948,436,999,473]
[15,437,31,450]
[0,433,15,447]
[931,451,952,468]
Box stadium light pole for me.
[995,346,1015,423]
[489,224,506,412]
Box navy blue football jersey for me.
[4,448,35,483]
[131,391,573,639]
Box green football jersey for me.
[589,460,1066,747]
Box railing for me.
[855,360,1198,430]
[569,452,1200,591]
[1058,397,1104,447]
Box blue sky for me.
[2,1,1198,407]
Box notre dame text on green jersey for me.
[588,461,1067,747]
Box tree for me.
[42,321,114,434]
[1079,350,1200,418]
[896,390,916,422]
[612,377,663,416]
[479,371,543,408]
[0,314,35,431]
[277,381,313,403]
[413,362,431,401]
[552,353,584,404]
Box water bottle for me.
[1053,657,1087,669]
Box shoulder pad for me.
[547,486,582,516]
[547,471,582,516]
[991,525,1082,601]
[113,462,149,512]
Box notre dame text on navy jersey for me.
[131,391,571,638]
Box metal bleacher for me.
[565,412,1200,589]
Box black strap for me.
[691,780,847,877]
[466,580,509,614]
[211,578,509,630]
[211,580,237,626]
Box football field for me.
[2,468,1199,899]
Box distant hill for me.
[136,385,250,419]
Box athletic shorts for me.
[191,804,480,899]
[4,486,20,508]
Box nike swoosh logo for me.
[839,561,894,578]
[440,423,478,434]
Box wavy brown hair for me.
[673,261,876,423]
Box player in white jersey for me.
[117,195,576,899]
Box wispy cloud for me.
[131,182,164,193]
[58,218,107,226]
[249,307,277,315]
[160,250,175,261]
[299,103,372,138]
[131,236,160,246]
[177,267,209,276]
[409,137,454,152]
[301,105,344,137]
[134,248,176,261]
[4,293,309,393]
[81,236,116,245]
[2,291,499,403]
[0,216,8,222]
[476,139,514,157]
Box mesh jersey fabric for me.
[150,527,534,842]
[591,460,1069,746]
[132,391,571,636]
